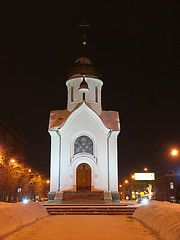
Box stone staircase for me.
[43,204,138,215]
[44,191,138,215]
[63,191,104,202]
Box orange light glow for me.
[171,149,178,156]
[125,180,128,184]
[10,159,15,163]
[46,180,50,184]
[144,168,148,172]
[131,175,135,179]
[28,169,31,173]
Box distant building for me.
[0,119,27,161]
[156,170,180,203]
[120,179,155,201]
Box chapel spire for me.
[78,22,91,57]
[67,23,101,80]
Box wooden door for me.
[76,163,91,191]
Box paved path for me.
[4,215,158,240]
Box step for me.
[62,198,106,204]
[63,191,104,201]
[43,204,138,215]
[48,212,134,215]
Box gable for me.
[48,102,120,132]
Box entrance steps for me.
[62,191,104,201]
[43,204,138,215]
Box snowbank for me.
[0,202,48,238]
[132,201,180,240]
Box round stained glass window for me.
[74,135,93,155]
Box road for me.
[4,215,158,240]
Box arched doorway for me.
[76,163,91,191]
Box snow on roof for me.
[75,57,92,65]
[100,111,120,131]
[48,103,120,131]
[48,109,70,131]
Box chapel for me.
[48,29,120,203]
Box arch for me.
[76,163,91,191]
[74,135,93,155]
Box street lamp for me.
[10,159,16,163]
[171,149,178,156]
[125,180,128,184]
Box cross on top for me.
[78,22,91,45]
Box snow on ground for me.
[3,215,158,240]
[1,200,179,240]
[132,200,180,240]
[0,202,48,239]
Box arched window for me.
[74,135,93,155]
[95,86,98,103]
[71,86,73,102]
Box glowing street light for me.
[131,175,135,179]
[125,180,128,184]
[28,169,31,173]
[46,180,50,184]
[144,168,148,172]
[10,159,16,163]
[171,149,178,156]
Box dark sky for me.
[1,1,180,179]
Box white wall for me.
[57,103,109,191]
[49,103,120,193]
[108,131,119,191]
[49,131,60,192]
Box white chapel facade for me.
[48,39,120,203]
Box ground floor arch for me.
[76,163,91,191]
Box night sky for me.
[1,1,180,179]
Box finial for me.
[78,22,91,46]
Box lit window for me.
[170,182,174,189]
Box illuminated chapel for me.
[48,35,120,203]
